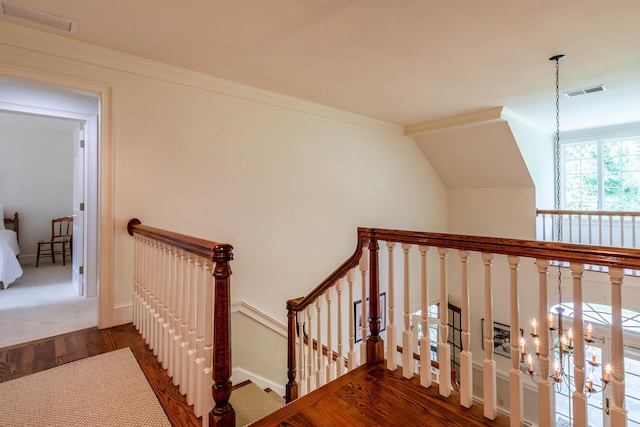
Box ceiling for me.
[1,0,639,133]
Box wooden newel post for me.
[367,236,384,364]
[286,299,302,403]
[210,244,235,427]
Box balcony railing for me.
[286,227,640,427]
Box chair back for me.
[52,216,73,241]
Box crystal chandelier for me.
[520,54,610,395]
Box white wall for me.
[0,114,74,260]
[0,22,447,328]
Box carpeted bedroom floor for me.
[0,263,97,348]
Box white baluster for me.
[167,247,178,379]
[201,260,215,422]
[536,259,554,427]
[316,296,325,388]
[147,239,157,351]
[160,245,169,368]
[437,247,451,397]
[419,245,431,388]
[570,263,587,427]
[347,269,357,371]
[386,242,397,372]
[326,287,335,383]
[194,256,206,417]
[152,241,161,355]
[173,250,186,388]
[179,252,191,395]
[133,235,139,331]
[609,267,628,426]
[401,243,413,379]
[186,256,198,405]
[482,253,497,420]
[297,311,307,397]
[336,278,346,377]
[306,306,315,393]
[459,250,471,407]
[359,252,368,364]
[507,255,523,427]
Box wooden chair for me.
[36,216,73,267]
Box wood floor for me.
[0,324,511,427]
[253,364,511,427]
[0,324,200,426]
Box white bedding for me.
[0,229,22,289]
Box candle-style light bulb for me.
[588,372,594,391]
[554,362,560,381]
[527,354,533,373]
[532,318,537,336]
[520,337,525,355]
[592,349,597,365]
[587,323,593,341]
[568,328,574,349]
[604,364,611,382]
[535,337,540,355]
[548,312,554,329]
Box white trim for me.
[560,121,640,144]
[0,68,113,328]
[231,367,286,398]
[112,303,133,326]
[404,107,504,136]
[231,300,287,337]
[0,21,403,135]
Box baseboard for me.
[112,303,133,326]
[231,300,287,337]
[231,367,285,398]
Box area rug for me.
[0,348,171,426]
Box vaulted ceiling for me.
[1,0,639,133]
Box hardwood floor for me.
[253,364,511,427]
[0,325,512,427]
[0,324,199,426]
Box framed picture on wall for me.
[481,319,523,359]
[354,292,387,343]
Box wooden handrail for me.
[362,227,640,268]
[127,219,235,427]
[537,208,640,217]
[289,226,640,316]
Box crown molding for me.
[0,21,403,135]
[404,107,505,136]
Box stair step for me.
[231,381,284,426]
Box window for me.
[412,303,462,382]
[562,136,640,210]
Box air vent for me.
[564,85,606,98]
[0,2,77,33]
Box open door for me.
[72,122,85,296]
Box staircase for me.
[231,381,285,426]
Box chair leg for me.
[36,243,41,267]
[50,243,55,264]
[62,242,66,266]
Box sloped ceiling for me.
[0,0,639,132]
[412,118,533,189]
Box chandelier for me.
[519,54,610,395]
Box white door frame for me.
[0,64,114,328]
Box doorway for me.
[0,76,101,345]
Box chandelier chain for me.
[554,57,563,305]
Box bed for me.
[1,207,23,289]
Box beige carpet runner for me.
[0,348,171,426]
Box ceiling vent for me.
[564,85,606,98]
[0,2,77,33]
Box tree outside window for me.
[562,137,640,211]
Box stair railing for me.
[286,227,640,427]
[127,219,234,427]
